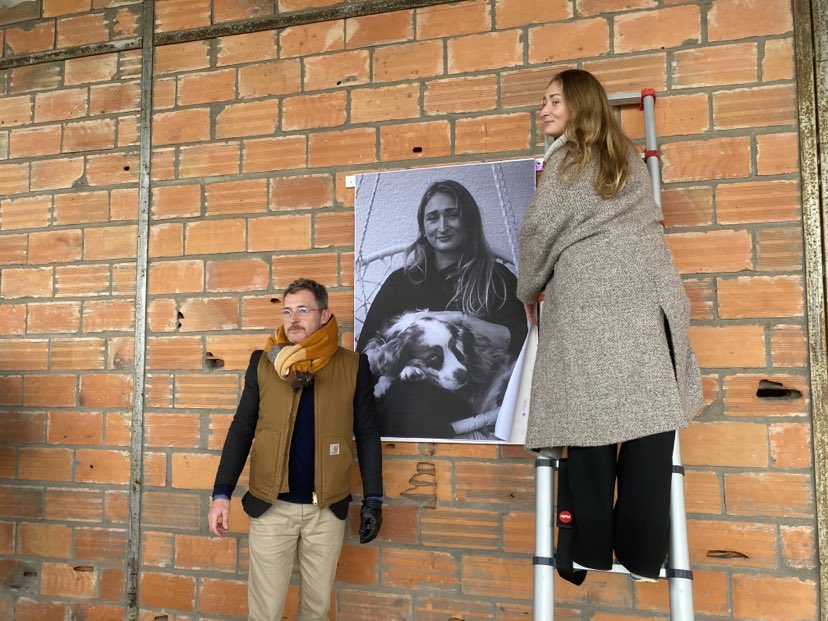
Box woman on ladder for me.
[517,69,703,583]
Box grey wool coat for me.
[517,136,703,450]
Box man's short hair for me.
[283,278,329,309]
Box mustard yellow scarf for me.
[265,315,339,382]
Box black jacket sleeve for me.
[212,350,263,497]
[353,353,383,498]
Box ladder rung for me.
[570,561,668,580]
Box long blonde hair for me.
[552,69,637,198]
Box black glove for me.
[358,499,382,544]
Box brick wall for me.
[0,0,819,620]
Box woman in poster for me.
[357,179,527,439]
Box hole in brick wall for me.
[73,566,94,572]
[176,311,184,330]
[270,297,280,304]
[755,379,802,399]
[336,80,342,85]
[412,146,423,153]
[154,616,169,621]
[205,353,225,370]
[123,165,130,171]
[706,549,749,560]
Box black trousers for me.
[556,429,676,583]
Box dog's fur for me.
[362,311,515,416]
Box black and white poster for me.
[354,159,537,443]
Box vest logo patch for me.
[329,443,340,456]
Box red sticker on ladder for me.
[559,510,572,524]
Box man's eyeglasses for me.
[281,306,322,319]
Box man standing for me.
[208,278,383,620]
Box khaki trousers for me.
[248,500,346,621]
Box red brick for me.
[34,88,87,122]
[89,80,140,115]
[616,6,701,53]
[154,40,210,75]
[148,259,205,294]
[672,43,758,88]
[381,547,457,589]
[283,91,347,131]
[717,179,800,224]
[718,275,803,318]
[242,135,306,173]
[708,0,793,42]
[351,83,420,124]
[763,37,794,81]
[82,299,134,332]
[85,151,139,186]
[149,222,183,258]
[0,304,26,335]
[203,335,263,370]
[28,229,81,264]
[0,234,28,264]
[456,113,531,154]
[30,156,84,191]
[314,212,353,248]
[373,40,442,83]
[11,62,63,93]
[14,598,66,621]
[57,12,109,47]
[176,534,237,571]
[142,530,174,567]
[42,0,90,17]
[53,191,109,225]
[529,19,609,64]
[725,472,812,518]
[757,132,798,176]
[770,422,811,468]
[75,527,126,562]
[621,92,709,139]
[495,0,570,28]
[205,179,267,216]
[0,485,43,519]
[449,30,523,74]
[139,571,195,611]
[770,324,807,367]
[0,162,30,197]
[416,0,490,39]
[584,52,668,93]
[79,373,132,408]
[241,295,282,329]
[380,120,450,161]
[9,125,62,158]
[1,267,53,298]
[151,184,201,220]
[82,225,137,260]
[155,0,211,32]
[6,21,56,55]
[308,128,375,168]
[152,108,210,145]
[206,258,270,292]
[781,525,816,570]
[174,374,240,410]
[18,447,73,481]
[55,264,110,297]
[271,253,338,289]
[713,85,796,129]
[733,574,816,621]
[181,68,236,104]
[303,49,370,91]
[198,577,248,617]
[723,373,809,417]
[178,297,239,332]
[0,95,33,128]
[153,76,176,110]
[216,30,277,66]
[270,174,333,210]
[41,562,97,599]
[424,75,496,115]
[214,0,273,22]
[279,20,344,58]
[681,421,767,467]
[146,336,202,371]
[661,186,712,227]
[184,219,246,255]
[48,410,103,445]
[75,448,130,484]
[62,118,116,153]
[689,325,765,368]
[171,452,220,489]
[345,9,412,48]
[44,487,101,521]
[145,411,201,447]
[50,338,106,370]
[662,136,750,182]
[683,469,723,515]
[216,100,279,139]
[247,215,312,251]
[179,141,242,178]
[1,195,52,230]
